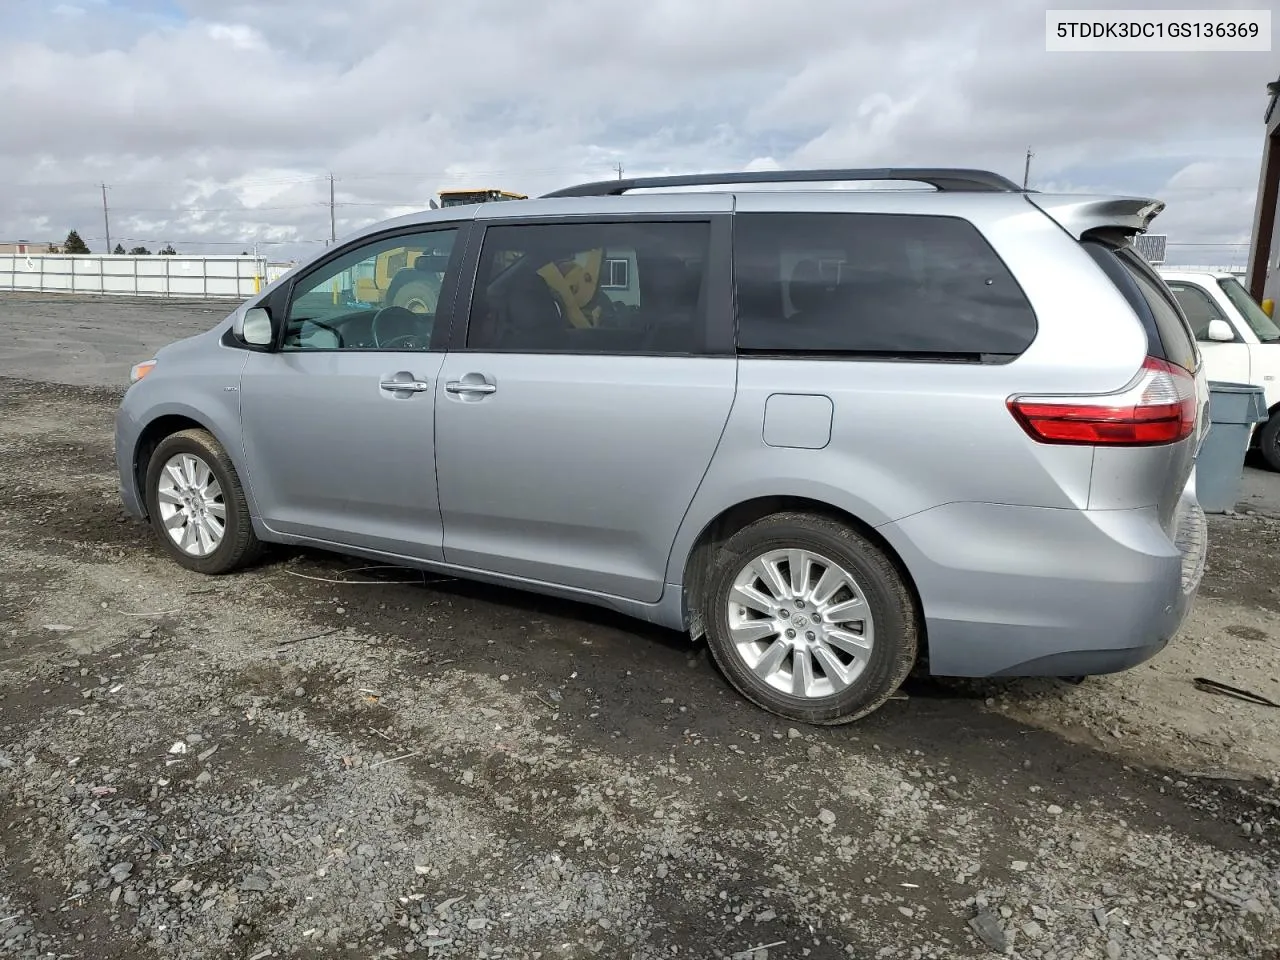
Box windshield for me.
[1219,276,1280,342]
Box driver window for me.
[465,220,709,354]
[283,227,459,351]
[1167,283,1227,341]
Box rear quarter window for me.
[1083,241,1199,372]
[732,212,1037,359]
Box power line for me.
[329,173,336,245]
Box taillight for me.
[1008,357,1197,446]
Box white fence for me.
[0,254,294,300]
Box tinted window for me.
[732,213,1037,357]
[466,221,710,354]
[1083,242,1199,371]
[283,227,459,351]
[1166,282,1227,340]
[1116,250,1199,372]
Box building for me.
[1247,74,1280,310]
[0,241,51,255]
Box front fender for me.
[116,349,254,518]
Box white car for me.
[1159,269,1280,470]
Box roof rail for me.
[541,167,1023,198]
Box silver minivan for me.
[115,168,1209,725]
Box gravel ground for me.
[1,295,1279,959]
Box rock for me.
[898,906,914,918]
[467,918,488,931]
[195,770,211,785]
[240,875,271,893]
[1106,941,1122,959]
[755,908,776,923]
[1047,804,1063,815]
[967,909,1008,952]
[1022,921,1043,938]
[435,897,463,917]
[818,809,836,825]
[806,746,822,761]
[1011,860,1029,872]
[170,878,194,894]
[597,918,612,931]
[480,707,500,719]
[787,728,802,739]
[109,862,133,881]
[462,770,474,785]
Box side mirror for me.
[1264,298,1275,318]
[1206,318,1235,342]
[237,307,274,347]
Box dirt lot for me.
[1,295,1279,960]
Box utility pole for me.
[1022,147,1034,191]
[615,162,624,180]
[328,173,336,245]
[101,183,111,253]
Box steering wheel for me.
[371,305,424,349]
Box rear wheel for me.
[702,512,918,725]
[144,428,262,575]
[1258,411,1280,472]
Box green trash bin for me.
[1197,381,1269,514]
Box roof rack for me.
[541,167,1023,198]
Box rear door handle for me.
[445,381,497,395]
[380,379,430,393]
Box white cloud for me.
[0,0,1274,265]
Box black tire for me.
[702,512,919,725]
[1258,411,1280,472]
[143,428,262,575]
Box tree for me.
[113,243,126,255]
[62,229,89,254]
[158,243,177,256]
[128,245,151,255]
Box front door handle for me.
[445,381,497,395]
[380,379,430,393]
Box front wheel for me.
[702,512,919,725]
[1257,411,1280,472]
[143,428,262,575]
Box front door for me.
[238,224,466,561]
[434,216,736,602]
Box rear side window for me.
[1084,242,1199,372]
[733,212,1037,359]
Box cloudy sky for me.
[0,0,1276,265]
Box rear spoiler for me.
[1023,194,1165,241]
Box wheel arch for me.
[678,494,928,665]
[131,410,252,521]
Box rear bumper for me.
[878,492,1206,678]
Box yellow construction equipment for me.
[438,188,527,207]
[358,189,527,308]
